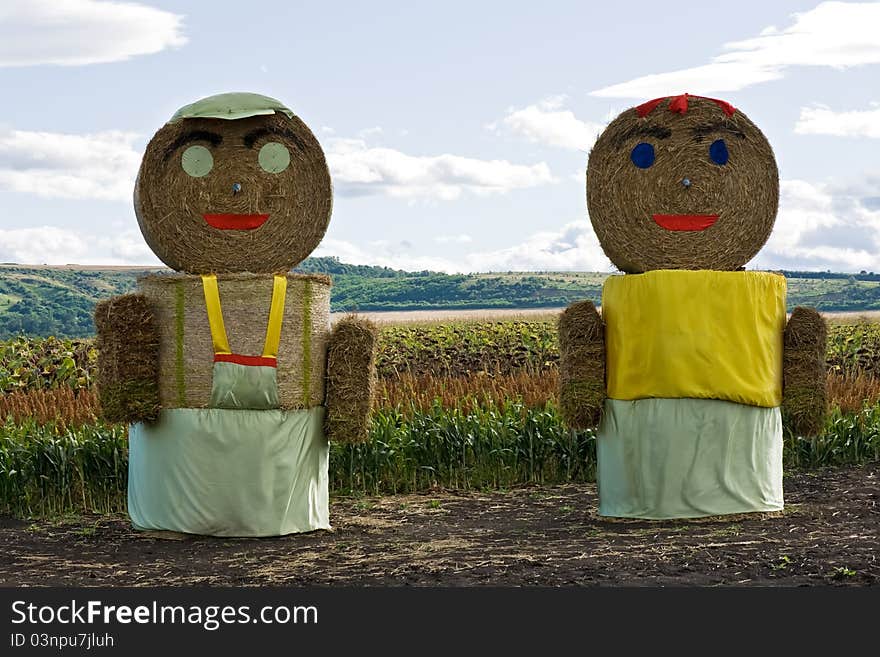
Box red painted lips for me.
[203,214,269,230]
[652,214,718,231]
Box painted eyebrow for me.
[611,124,672,149]
[243,125,306,151]
[691,121,746,141]
[163,130,222,161]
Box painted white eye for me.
[181,145,213,177]
[258,141,290,174]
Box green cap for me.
[169,92,294,122]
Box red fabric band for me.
[635,94,736,118]
[214,353,278,367]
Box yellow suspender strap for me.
[262,275,287,359]
[201,275,231,355]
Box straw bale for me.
[138,272,330,410]
[587,96,778,273]
[135,111,332,274]
[94,294,161,423]
[324,315,378,444]
[783,306,828,437]
[558,300,605,429]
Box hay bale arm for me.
[782,306,828,437]
[94,294,161,424]
[558,300,606,430]
[324,316,378,444]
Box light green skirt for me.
[128,407,329,536]
[597,398,783,519]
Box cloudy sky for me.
[0,0,879,272]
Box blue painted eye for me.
[630,142,655,168]
[709,139,729,165]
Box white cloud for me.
[7,177,877,273]
[465,182,880,273]
[753,179,880,272]
[592,1,880,98]
[0,128,141,201]
[357,126,384,138]
[435,234,473,244]
[327,138,555,200]
[0,226,158,265]
[320,177,880,274]
[0,0,186,67]
[318,220,612,274]
[101,229,158,263]
[313,238,463,273]
[0,125,554,204]
[464,220,612,272]
[490,96,604,151]
[794,102,880,138]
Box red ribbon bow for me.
[635,93,736,118]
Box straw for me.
[324,315,378,443]
[135,111,332,274]
[587,96,779,273]
[137,272,331,410]
[783,306,828,437]
[557,300,605,429]
[94,294,161,423]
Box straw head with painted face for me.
[135,92,332,274]
[587,93,779,273]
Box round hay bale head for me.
[587,94,779,273]
[135,93,332,274]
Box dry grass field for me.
[332,307,565,325]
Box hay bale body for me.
[135,109,332,274]
[94,294,161,423]
[558,300,605,429]
[138,272,330,410]
[325,316,378,443]
[783,306,828,437]
[587,95,779,273]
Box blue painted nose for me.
[681,178,692,189]
[232,182,242,194]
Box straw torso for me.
[138,272,331,410]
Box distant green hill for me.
[1,258,879,339]
[0,266,150,338]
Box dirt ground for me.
[2,464,877,587]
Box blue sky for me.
[0,0,879,272]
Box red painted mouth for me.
[652,214,718,231]
[203,213,269,230]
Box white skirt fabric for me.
[128,407,329,536]
[597,398,783,519]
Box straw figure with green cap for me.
[95,92,378,537]
[559,93,827,519]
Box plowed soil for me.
[2,464,877,586]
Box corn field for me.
[1,321,880,517]
[4,321,880,392]
[0,419,127,517]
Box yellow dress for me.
[597,270,786,518]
